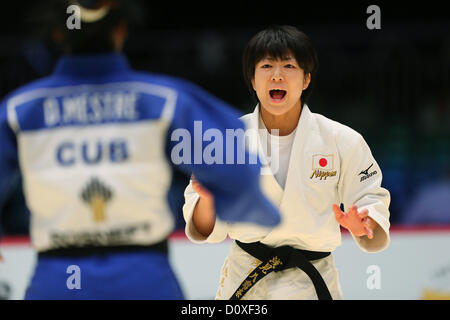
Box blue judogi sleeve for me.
[0,101,20,222]
[165,82,280,227]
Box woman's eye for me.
[261,64,271,68]
[285,64,296,68]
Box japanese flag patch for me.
[312,154,334,171]
[310,154,337,180]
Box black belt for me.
[38,239,168,257]
[231,240,332,300]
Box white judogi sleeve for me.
[183,179,229,244]
[337,130,391,253]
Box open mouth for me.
[269,89,287,101]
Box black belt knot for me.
[231,240,332,300]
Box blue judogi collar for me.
[53,53,131,77]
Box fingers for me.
[349,205,369,221]
[332,203,345,221]
[334,204,375,239]
[191,174,202,190]
[363,217,375,239]
[364,226,374,239]
[358,208,369,219]
[192,176,213,200]
[348,205,358,216]
[191,177,200,189]
[355,207,373,239]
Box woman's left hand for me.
[332,203,377,239]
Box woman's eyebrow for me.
[282,56,295,61]
[262,56,295,62]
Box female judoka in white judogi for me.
[183,25,391,300]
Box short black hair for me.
[65,0,125,54]
[242,25,319,107]
[27,0,144,54]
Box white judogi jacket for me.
[183,104,391,299]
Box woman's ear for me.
[251,77,256,91]
[303,73,311,90]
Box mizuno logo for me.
[359,163,374,176]
[359,163,378,182]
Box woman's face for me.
[252,52,311,115]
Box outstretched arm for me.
[337,131,390,252]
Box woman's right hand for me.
[191,174,213,200]
[191,174,216,238]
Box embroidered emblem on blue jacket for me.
[81,177,113,222]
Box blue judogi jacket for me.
[0,53,279,299]
[0,53,279,252]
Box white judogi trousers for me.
[215,241,344,300]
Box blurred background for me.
[0,0,449,300]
